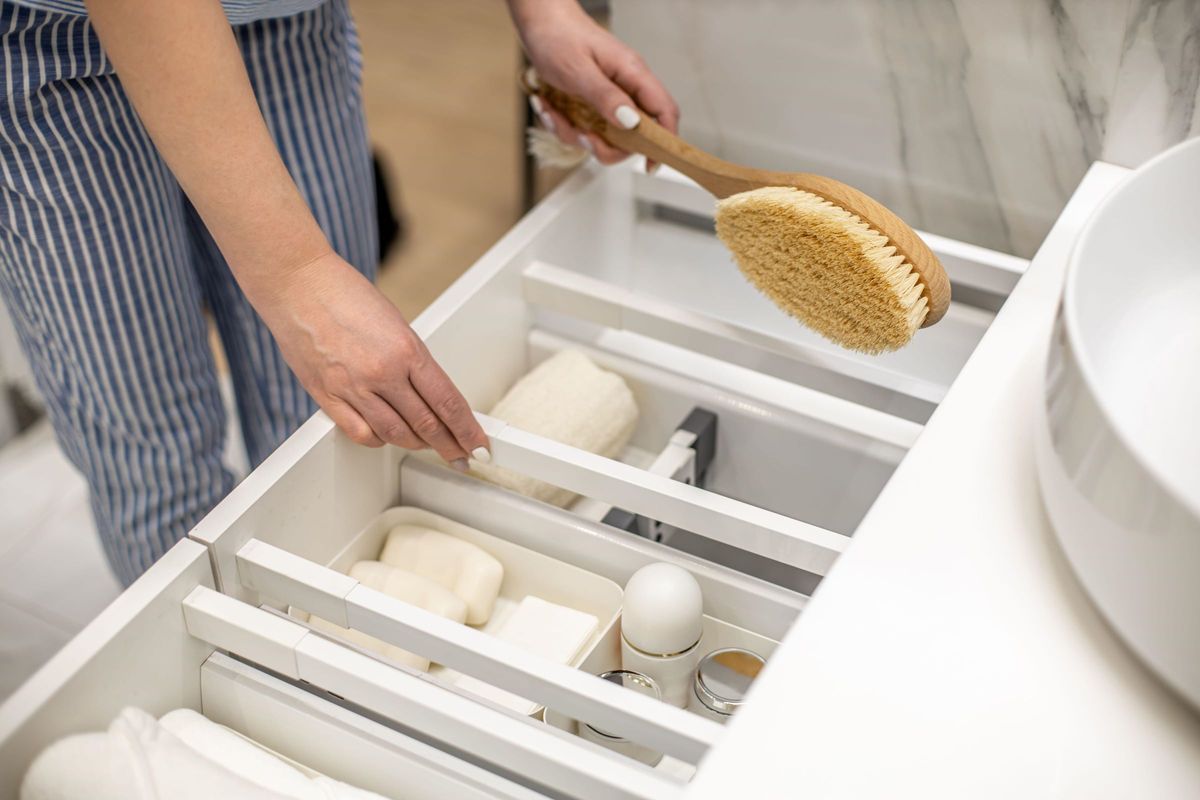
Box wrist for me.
[507,0,584,39]
[235,237,337,312]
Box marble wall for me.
[612,0,1200,257]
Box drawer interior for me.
[186,435,799,790]
[168,163,1028,798]
[524,330,907,537]
[0,541,541,800]
[411,164,1023,590]
[253,475,797,715]
[200,653,546,800]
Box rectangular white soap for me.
[306,560,468,672]
[379,524,504,625]
[453,595,598,716]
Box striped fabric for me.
[6,0,328,26]
[0,0,377,585]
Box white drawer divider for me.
[522,259,947,404]
[183,587,683,800]
[234,540,721,764]
[478,414,848,575]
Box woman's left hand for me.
[507,0,679,164]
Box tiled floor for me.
[0,422,119,700]
[0,374,250,702]
[0,0,526,703]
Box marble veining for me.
[613,0,1200,257]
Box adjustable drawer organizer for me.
[0,164,1027,799]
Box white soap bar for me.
[307,560,468,671]
[349,560,468,622]
[379,525,503,625]
[473,349,639,508]
[454,595,598,716]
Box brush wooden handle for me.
[528,80,951,327]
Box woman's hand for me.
[508,0,679,165]
[253,252,490,469]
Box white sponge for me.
[474,349,638,507]
[454,595,598,716]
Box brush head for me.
[715,186,931,354]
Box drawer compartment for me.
[407,162,1024,588]
[0,541,547,800]
[170,162,1026,796]
[183,440,801,791]
[200,653,547,800]
[419,164,1026,427]
[290,505,624,717]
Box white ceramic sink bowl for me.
[1035,137,1200,708]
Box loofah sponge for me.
[473,349,638,508]
[715,186,930,353]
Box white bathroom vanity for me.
[2,160,1197,798]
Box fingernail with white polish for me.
[471,446,491,464]
[577,134,595,154]
[450,458,469,473]
[615,105,640,130]
[539,111,556,134]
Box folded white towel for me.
[159,709,317,795]
[474,349,639,508]
[159,709,387,800]
[20,708,388,800]
[22,708,291,800]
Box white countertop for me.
[690,163,1200,798]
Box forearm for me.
[84,0,329,300]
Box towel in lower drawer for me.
[20,707,385,799]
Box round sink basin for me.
[1036,136,1200,709]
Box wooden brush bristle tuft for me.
[715,186,930,353]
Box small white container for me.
[619,563,704,707]
[298,506,623,715]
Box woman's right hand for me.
[254,252,490,470]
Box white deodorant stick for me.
[620,562,704,707]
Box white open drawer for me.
[0,162,1028,798]
[0,541,542,800]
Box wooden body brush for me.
[527,81,951,354]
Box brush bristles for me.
[525,126,588,169]
[715,186,930,354]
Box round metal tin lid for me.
[584,670,661,739]
[694,648,765,716]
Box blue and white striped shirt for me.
[4,0,327,25]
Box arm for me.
[506,0,680,164]
[84,0,489,466]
